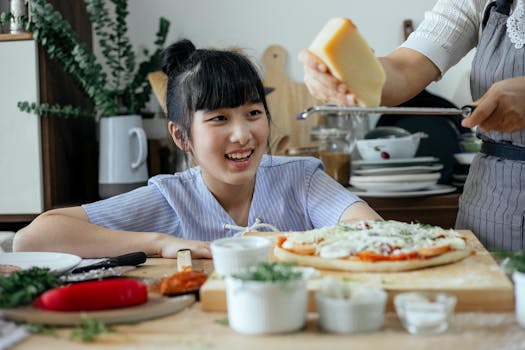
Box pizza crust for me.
[273,245,472,272]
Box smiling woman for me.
[13,39,380,260]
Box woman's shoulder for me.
[259,155,323,169]
[148,167,201,187]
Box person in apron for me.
[300,0,525,251]
[456,0,525,251]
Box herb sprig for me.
[70,316,114,342]
[496,250,525,274]
[0,267,64,308]
[232,262,303,282]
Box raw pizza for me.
[274,220,472,272]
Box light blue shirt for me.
[83,155,362,241]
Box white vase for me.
[99,115,148,198]
[513,271,525,328]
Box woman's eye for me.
[248,109,263,117]
[208,115,226,122]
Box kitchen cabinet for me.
[0,0,97,226]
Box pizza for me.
[274,220,472,272]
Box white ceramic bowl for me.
[513,271,525,328]
[316,287,387,333]
[454,152,476,165]
[356,133,424,161]
[210,236,272,277]
[394,292,456,335]
[225,277,308,335]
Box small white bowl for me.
[394,292,456,335]
[210,236,271,277]
[225,277,308,335]
[356,133,425,161]
[316,287,387,333]
[454,152,476,165]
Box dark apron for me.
[455,0,525,251]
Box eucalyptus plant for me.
[6,0,170,118]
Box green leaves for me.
[496,250,525,274]
[232,262,303,282]
[0,267,64,308]
[19,0,170,118]
[70,316,114,342]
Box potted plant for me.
[2,0,170,198]
[498,250,525,328]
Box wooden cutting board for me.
[200,230,514,312]
[1,294,195,326]
[262,45,321,152]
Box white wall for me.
[118,0,474,110]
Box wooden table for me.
[14,258,525,350]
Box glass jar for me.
[316,128,351,185]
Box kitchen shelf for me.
[0,32,33,41]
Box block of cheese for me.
[309,17,385,107]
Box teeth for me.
[226,150,252,160]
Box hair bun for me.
[162,39,196,75]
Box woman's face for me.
[187,102,269,190]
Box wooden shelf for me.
[0,32,33,41]
[363,192,461,228]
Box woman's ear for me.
[168,121,188,151]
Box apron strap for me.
[482,0,514,28]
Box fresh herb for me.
[415,221,433,229]
[495,249,525,274]
[70,316,113,342]
[0,267,64,308]
[232,262,303,282]
[214,318,229,326]
[28,323,58,336]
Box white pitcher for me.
[99,115,148,198]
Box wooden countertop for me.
[13,258,525,350]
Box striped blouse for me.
[83,155,362,241]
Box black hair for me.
[162,39,271,144]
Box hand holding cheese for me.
[307,17,385,107]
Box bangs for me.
[189,52,264,112]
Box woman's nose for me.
[230,120,251,144]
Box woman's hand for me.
[298,49,357,105]
[462,76,525,133]
[159,237,212,259]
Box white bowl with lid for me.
[210,236,272,277]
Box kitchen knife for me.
[70,251,147,274]
[296,104,476,120]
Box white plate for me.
[452,173,468,181]
[352,164,443,176]
[353,157,439,168]
[349,181,438,192]
[350,172,441,184]
[0,252,81,275]
[348,184,456,198]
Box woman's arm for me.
[299,47,440,107]
[13,207,211,258]
[338,201,382,224]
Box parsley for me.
[70,316,114,342]
[214,318,229,326]
[28,323,58,336]
[495,249,525,274]
[232,262,302,282]
[0,267,64,308]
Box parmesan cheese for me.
[308,17,385,107]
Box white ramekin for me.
[210,236,272,277]
[316,287,387,333]
[225,277,308,335]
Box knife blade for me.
[296,104,475,120]
[70,251,147,274]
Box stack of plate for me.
[348,157,456,198]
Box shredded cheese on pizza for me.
[280,220,466,261]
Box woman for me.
[300,0,525,250]
[13,39,380,259]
